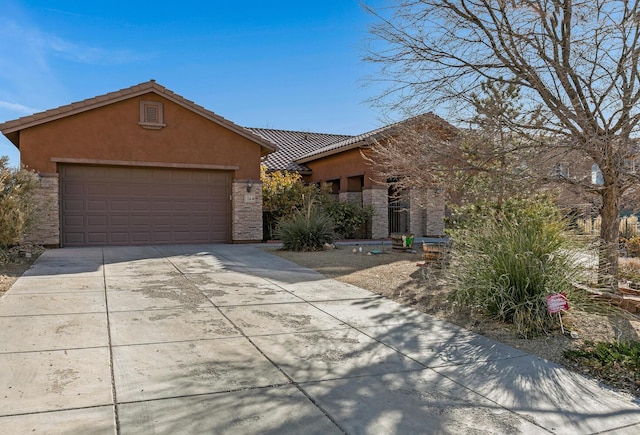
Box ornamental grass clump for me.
[449,197,583,338]
[277,197,335,251]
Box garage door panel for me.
[153,232,172,242]
[131,170,153,180]
[153,202,173,213]
[130,201,152,212]
[163,186,190,197]
[132,232,151,243]
[110,216,129,226]
[151,216,172,226]
[125,185,151,196]
[64,199,85,212]
[108,185,132,196]
[64,184,84,195]
[61,165,231,246]
[190,201,211,212]
[88,201,107,211]
[88,233,108,244]
[86,184,109,195]
[169,173,190,183]
[87,216,107,226]
[64,215,85,226]
[192,186,214,196]
[109,233,130,243]
[64,233,85,245]
[189,216,210,226]
[131,216,151,226]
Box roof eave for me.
[296,141,369,164]
[0,81,278,154]
[0,86,157,135]
[3,131,20,148]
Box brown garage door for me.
[60,165,231,246]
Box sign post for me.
[546,293,570,334]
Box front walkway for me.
[0,245,638,434]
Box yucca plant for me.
[277,196,335,251]
[449,196,584,337]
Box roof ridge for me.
[296,112,452,164]
[247,127,353,137]
[0,80,278,154]
[0,80,158,131]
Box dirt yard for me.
[267,244,640,398]
[0,246,43,297]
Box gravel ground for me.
[267,244,640,398]
[0,246,43,297]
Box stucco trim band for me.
[51,158,240,171]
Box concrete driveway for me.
[0,245,638,434]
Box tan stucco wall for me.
[14,92,267,245]
[304,143,448,238]
[18,93,262,179]
[305,148,378,189]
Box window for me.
[554,163,569,178]
[623,158,638,174]
[591,164,603,185]
[139,100,165,129]
[347,175,364,192]
[327,179,340,194]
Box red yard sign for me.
[546,293,569,314]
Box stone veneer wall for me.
[363,187,388,239]
[339,191,363,204]
[231,180,263,242]
[25,173,60,246]
[425,188,445,236]
[408,189,424,236]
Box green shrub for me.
[261,167,373,241]
[565,340,640,371]
[0,157,38,247]
[261,165,317,240]
[277,197,335,251]
[449,196,583,337]
[564,341,640,391]
[318,195,373,239]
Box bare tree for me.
[364,0,640,286]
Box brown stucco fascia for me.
[0,80,277,156]
[50,158,240,171]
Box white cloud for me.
[0,101,40,115]
[0,2,152,116]
[0,12,68,110]
[46,34,150,65]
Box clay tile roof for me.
[247,128,353,172]
[296,113,454,164]
[0,80,277,154]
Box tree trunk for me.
[599,185,620,290]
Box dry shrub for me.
[626,236,640,258]
[0,157,39,247]
[619,257,640,283]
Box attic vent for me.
[139,100,166,129]
[145,105,158,123]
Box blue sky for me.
[0,0,390,167]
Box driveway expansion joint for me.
[1,244,638,434]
